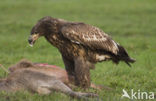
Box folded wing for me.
[61,23,119,54]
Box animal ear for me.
[18,59,34,68]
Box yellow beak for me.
[28,34,39,47]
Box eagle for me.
[28,16,135,88]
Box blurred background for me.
[0,0,155,101]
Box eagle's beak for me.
[28,34,39,47]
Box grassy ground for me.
[0,0,156,101]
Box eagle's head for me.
[28,16,56,47]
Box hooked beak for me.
[28,34,39,47]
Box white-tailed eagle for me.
[28,16,135,88]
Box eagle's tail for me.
[116,45,136,67]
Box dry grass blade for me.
[0,64,9,73]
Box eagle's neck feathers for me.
[45,33,65,49]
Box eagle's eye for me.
[32,31,38,35]
[34,31,38,34]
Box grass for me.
[0,0,156,101]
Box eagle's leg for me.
[86,61,95,69]
[62,55,75,84]
[74,57,91,88]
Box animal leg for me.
[90,83,103,90]
[90,83,113,91]
[43,80,98,100]
[74,57,91,88]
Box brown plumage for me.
[28,16,135,88]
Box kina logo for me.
[121,89,155,100]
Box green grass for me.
[0,0,156,101]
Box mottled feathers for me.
[61,23,119,55]
[61,22,135,66]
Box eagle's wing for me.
[61,23,119,54]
